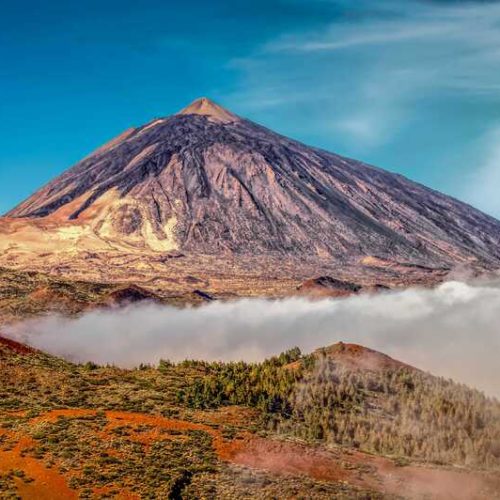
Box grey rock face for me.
[7,98,500,267]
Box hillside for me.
[0,267,212,325]
[1,338,499,499]
[0,98,499,296]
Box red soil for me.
[0,335,36,355]
[0,435,76,499]
[217,433,349,482]
[224,435,500,499]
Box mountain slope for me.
[4,97,500,268]
[1,339,500,499]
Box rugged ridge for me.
[4,97,500,267]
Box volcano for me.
[2,98,500,276]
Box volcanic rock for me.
[2,97,500,276]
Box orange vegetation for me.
[1,408,499,499]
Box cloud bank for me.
[5,280,500,398]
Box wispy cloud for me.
[267,21,454,53]
[269,1,500,56]
[231,0,500,151]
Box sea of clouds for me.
[5,280,500,398]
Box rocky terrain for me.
[0,267,215,326]
[0,98,499,300]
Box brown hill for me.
[317,342,415,372]
[102,285,163,306]
[297,276,392,297]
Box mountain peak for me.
[3,97,500,268]
[177,97,239,123]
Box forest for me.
[178,345,500,468]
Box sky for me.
[2,0,500,217]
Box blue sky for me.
[2,0,500,217]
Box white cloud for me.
[6,280,500,399]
